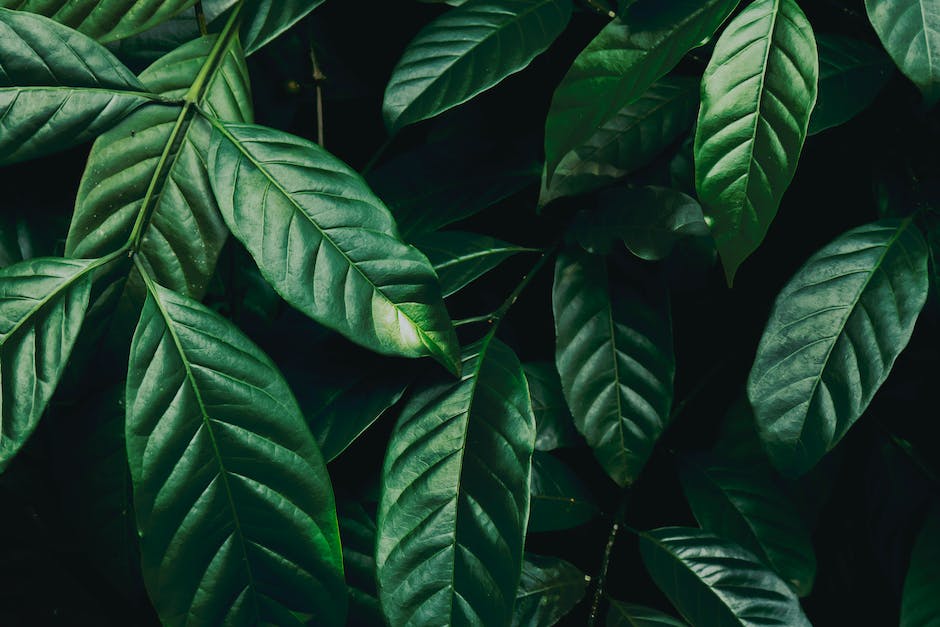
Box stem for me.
[583,0,616,18]
[361,135,394,175]
[453,313,495,328]
[309,43,326,147]
[486,245,555,333]
[587,495,629,626]
[194,1,208,36]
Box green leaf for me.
[865,0,940,106]
[694,0,819,284]
[523,361,581,451]
[809,34,892,135]
[336,500,385,627]
[0,0,198,42]
[678,456,817,596]
[606,601,686,626]
[540,77,698,206]
[901,507,940,627]
[572,186,711,261]
[544,0,740,182]
[208,122,461,375]
[376,338,536,626]
[67,25,252,299]
[748,219,928,476]
[414,230,536,297]
[553,249,675,486]
[529,451,599,532]
[639,527,811,627]
[241,0,326,55]
[0,258,97,473]
[0,8,156,165]
[383,0,572,131]
[512,553,587,627]
[126,277,346,627]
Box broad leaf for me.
[512,553,587,627]
[694,0,818,284]
[529,451,599,532]
[748,219,928,476]
[0,8,156,165]
[0,0,197,42]
[639,527,811,627]
[337,500,385,627]
[376,338,536,626]
[414,230,535,297]
[383,0,572,131]
[544,0,740,182]
[866,0,940,105]
[901,507,940,627]
[0,258,97,473]
[208,122,461,375]
[540,77,698,206]
[554,249,674,486]
[606,601,686,626]
[67,24,252,298]
[524,361,580,450]
[126,278,346,627]
[809,34,892,135]
[241,0,326,55]
[678,456,817,595]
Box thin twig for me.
[587,495,629,626]
[309,43,326,148]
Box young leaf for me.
[540,77,699,206]
[0,258,98,473]
[512,553,587,627]
[865,0,940,106]
[606,601,686,626]
[208,122,461,375]
[67,23,252,299]
[639,527,811,627]
[553,249,675,486]
[901,507,940,627]
[694,0,819,284]
[809,34,892,135]
[544,0,740,182]
[0,8,156,165]
[376,338,536,627]
[748,220,928,476]
[524,361,581,451]
[126,277,346,627]
[241,0,326,55]
[529,451,599,532]
[383,0,572,132]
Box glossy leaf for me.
[694,0,819,284]
[376,338,536,626]
[748,220,928,476]
[524,361,580,451]
[544,0,740,182]
[573,186,711,261]
[529,451,599,532]
[336,500,385,627]
[809,34,892,135]
[866,0,940,105]
[414,230,536,297]
[67,26,252,298]
[639,527,811,627]
[606,601,686,626]
[0,8,156,165]
[208,122,461,375]
[0,258,96,473]
[126,278,346,627]
[553,249,675,486]
[512,553,587,627]
[678,456,817,595]
[241,0,326,55]
[540,77,698,206]
[383,0,572,131]
[901,507,940,627]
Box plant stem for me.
[194,1,208,36]
[587,495,629,626]
[480,243,556,341]
[309,43,326,147]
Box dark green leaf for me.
[523,361,580,451]
[606,601,686,626]
[208,122,461,375]
[0,8,156,165]
[544,0,740,182]
[337,500,385,627]
[126,277,346,627]
[694,0,819,284]
[901,507,940,627]
[748,219,928,476]
[553,249,675,486]
[639,527,811,627]
[512,553,587,627]
[383,0,572,131]
[866,0,940,105]
[529,451,599,532]
[376,338,536,626]
[241,0,325,55]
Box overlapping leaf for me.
[694,0,818,284]
[529,451,599,532]
[553,249,674,486]
[337,500,385,626]
[748,220,928,476]
[376,339,536,626]
[414,230,535,297]
[524,361,580,451]
[606,601,686,626]
[639,527,811,627]
[901,507,940,627]
[544,0,740,182]
[383,0,572,131]
[208,122,461,374]
[126,278,346,627]
[512,553,587,627]
[241,0,326,55]
[0,8,156,165]
[866,0,940,105]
